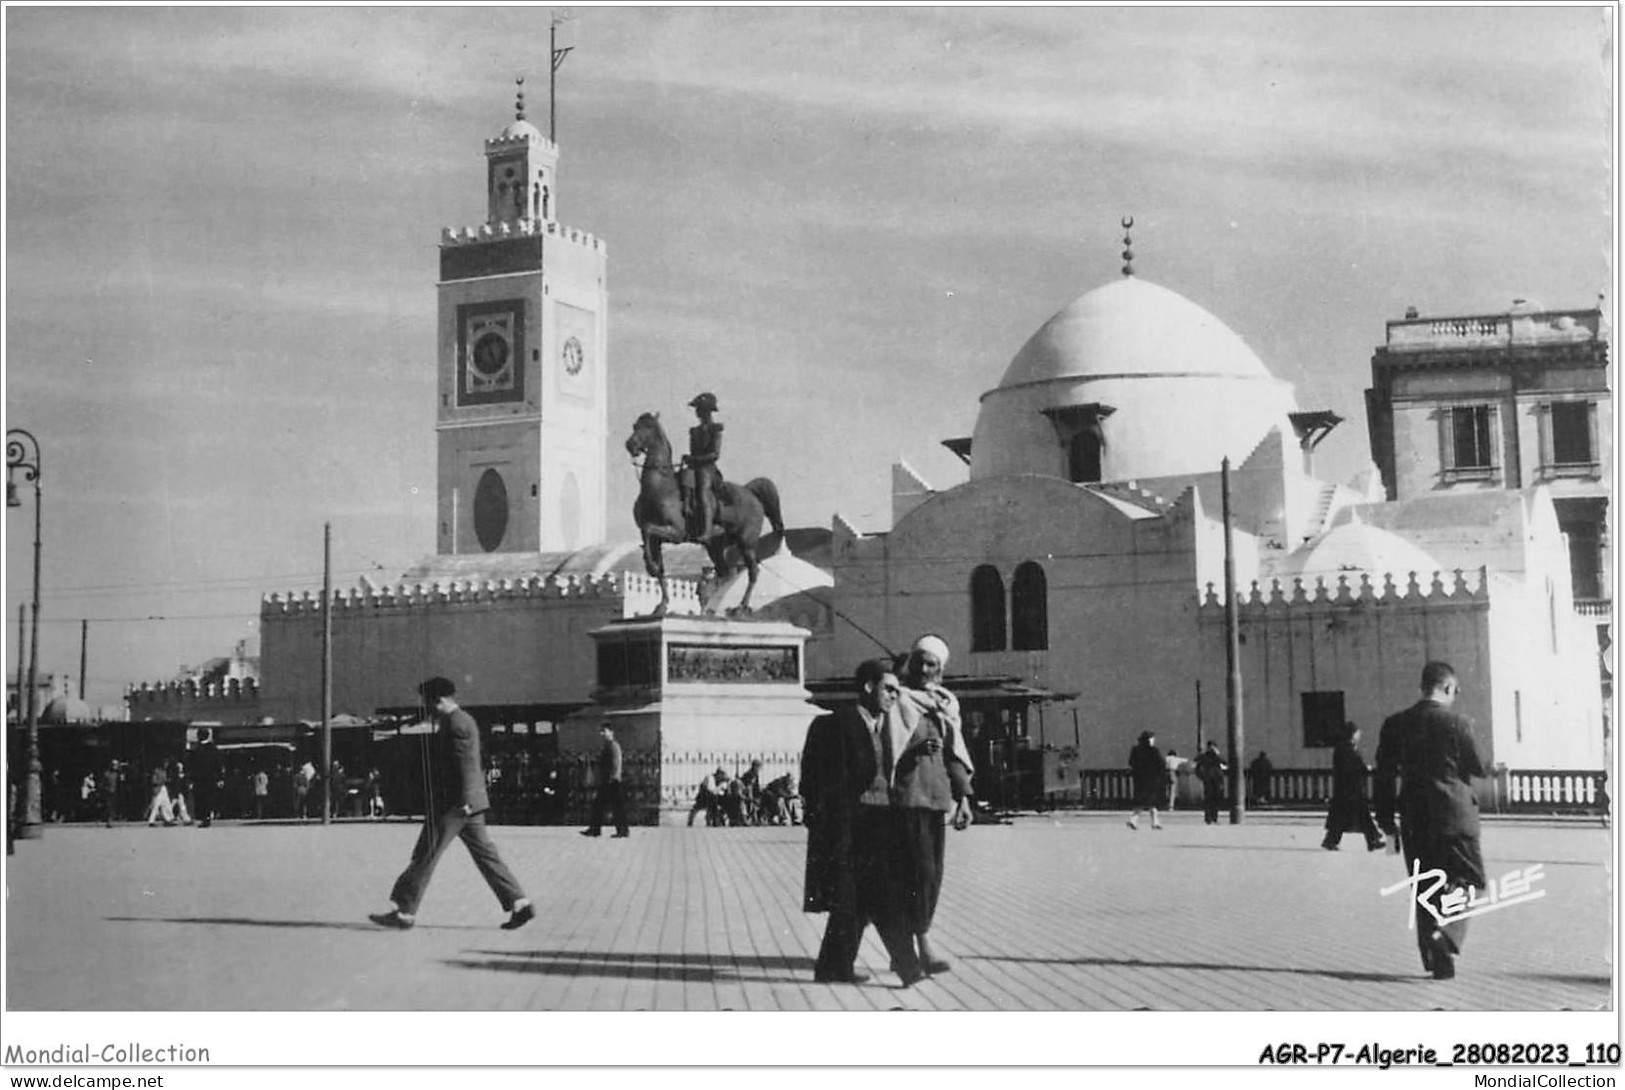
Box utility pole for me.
[321,522,333,826]
[14,605,24,717]
[550,14,574,144]
[1222,457,1245,824]
[78,619,88,702]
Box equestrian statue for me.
[625,392,785,616]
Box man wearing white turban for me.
[893,633,976,976]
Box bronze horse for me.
[625,411,785,615]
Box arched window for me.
[970,565,1006,652]
[1011,561,1049,651]
[473,468,510,552]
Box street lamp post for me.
[7,429,43,840]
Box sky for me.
[3,5,1615,705]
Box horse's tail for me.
[745,477,785,541]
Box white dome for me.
[501,119,544,141]
[1283,512,1443,587]
[970,277,1299,482]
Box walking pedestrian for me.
[99,760,120,827]
[581,725,629,838]
[894,633,975,977]
[167,760,194,825]
[369,677,533,931]
[294,760,314,821]
[1163,748,1185,811]
[1126,731,1164,830]
[1193,741,1227,825]
[1249,750,1275,806]
[1322,722,1385,851]
[1374,661,1486,980]
[192,730,220,828]
[801,657,923,986]
[144,763,174,826]
[253,767,269,819]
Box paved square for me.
[3,812,1611,1011]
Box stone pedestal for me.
[559,615,817,825]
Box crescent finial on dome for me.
[515,76,526,122]
[1120,215,1135,277]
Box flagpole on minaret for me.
[550,14,574,144]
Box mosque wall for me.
[1482,574,1607,770]
[1196,571,1495,770]
[256,574,692,722]
[831,476,1207,766]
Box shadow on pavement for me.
[444,948,815,983]
[966,953,1420,985]
[105,915,483,933]
[1505,971,1612,987]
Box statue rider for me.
[686,392,724,541]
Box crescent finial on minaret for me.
[515,77,526,122]
[1120,215,1135,277]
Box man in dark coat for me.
[1126,731,1165,830]
[191,729,220,828]
[1193,741,1227,825]
[370,677,533,931]
[582,725,629,838]
[1374,661,1486,980]
[802,658,922,985]
[1322,722,1385,851]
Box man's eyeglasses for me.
[881,683,902,694]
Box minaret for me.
[434,83,609,556]
[485,80,558,227]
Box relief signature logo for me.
[1378,860,1546,928]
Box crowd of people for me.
[687,762,802,827]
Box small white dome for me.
[41,696,94,724]
[1284,512,1443,586]
[501,119,544,141]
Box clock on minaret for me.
[434,94,608,556]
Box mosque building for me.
[826,225,1607,776]
[127,99,1608,808]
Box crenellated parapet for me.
[484,130,557,157]
[1199,566,1489,612]
[439,218,605,253]
[125,676,264,724]
[260,571,702,617]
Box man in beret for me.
[370,676,533,931]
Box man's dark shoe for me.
[1426,930,1456,979]
[922,957,951,975]
[580,829,601,837]
[813,971,871,985]
[1321,841,1339,851]
[611,832,630,838]
[368,910,414,930]
[1367,838,1387,852]
[501,903,536,931]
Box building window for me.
[1011,561,1048,651]
[1450,406,1494,469]
[970,565,1007,652]
[1564,521,1603,600]
[1069,428,1103,483]
[1301,690,1345,749]
[473,468,510,552]
[1551,402,1593,465]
